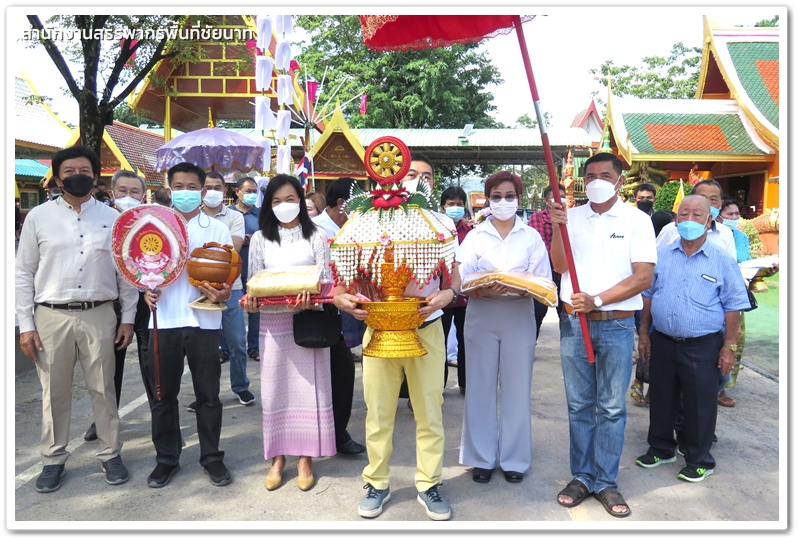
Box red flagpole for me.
[513,16,595,362]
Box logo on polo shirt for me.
[610,233,625,239]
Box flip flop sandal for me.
[248,351,260,362]
[717,392,736,408]
[630,383,646,405]
[557,479,592,508]
[594,487,631,518]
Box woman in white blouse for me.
[458,171,551,484]
[242,175,336,492]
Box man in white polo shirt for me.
[549,152,656,518]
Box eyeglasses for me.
[114,188,143,196]
[489,195,517,203]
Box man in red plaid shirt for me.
[527,183,566,339]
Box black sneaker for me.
[635,453,677,468]
[204,460,232,486]
[101,455,130,485]
[234,390,255,405]
[147,463,180,488]
[35,464,65,493]
[677,465,713,482]
[186,401,198,412]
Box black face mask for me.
[636,200,654,214]
[61,174,95,198]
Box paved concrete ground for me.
[12,309,784,530]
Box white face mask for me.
[489,198,518,221]
[273,201,301,223]
[203,190,224,208]
[114,196,143,212]
[585,179,619,204]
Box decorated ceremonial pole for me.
[512,16,595,361]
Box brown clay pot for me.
[186,242,242,289]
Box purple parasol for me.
[154,127,266,173]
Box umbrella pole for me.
[512,16,595,362]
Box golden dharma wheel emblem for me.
[139,233,163,255]
[364,136,411,186]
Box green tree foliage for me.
[753,15,779,27]
[654,180,682,211]
[590,42,702,107]
[514,112,552,130]
[295,15,503,130]
[113,102,163,128]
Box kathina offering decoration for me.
[329,136,457,358]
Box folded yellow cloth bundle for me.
[247,265,322,296]
[461,270,558,307]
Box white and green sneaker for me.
[636,453,677,468]
[678,466,714,482]
[358,483,391,518]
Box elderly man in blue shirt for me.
[635,195,750,483]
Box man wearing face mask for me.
[142,162,234,488]
[198,172,255,408]
[635,195,749,483]
[549,152,656,518]
[312,176,367,456]
[528,183,567,339]
[82,170,153,442]
[16,146,138,493]
[335,152,462,521]
[226,177,261,362]
[633,184,657,216]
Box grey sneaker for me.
[35,464,65,493]
[101,455,130,485]
[234,390,255,405]
[635,453,677,468]
[358,483,391,518]
[417,484,451,520]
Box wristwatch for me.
[593,296,603,309]
[724,344,739,352]
[448,287,459,304]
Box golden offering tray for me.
[359,297,429,358]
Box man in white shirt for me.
[312,177,367,456]
[16,146,138,493]
[549,152,656,518]
[200,172,255,408]
[335,153,460,521]
[656,180,736,260]
[142,162,234,489]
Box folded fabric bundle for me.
[275,40,292,71]
[277,74,293,106]
[275,110,292,140]
[240,283,335,309]
[461,270,558,307]
[276,144,291,174]
[256,16,272,50]
[255,56,274,92]
[247,265,323,296]
[255,96,276,131]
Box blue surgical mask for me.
[676,219,707,241]
[722,218,739,229]
[171,189,202,213]
[445,206,465,221]
[242,193,258,207]
[710,206,720,220]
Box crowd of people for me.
[15,145,755,521]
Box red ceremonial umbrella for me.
[359,14,595,361]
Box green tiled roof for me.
[727,42,779,128]
[622,113,766,155]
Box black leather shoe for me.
[147,463,180,488]
[337,439,366,455]
[472,467,493,483]
[84,422,98,441]
[503,470,524,483]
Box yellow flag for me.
[672,179,685,213]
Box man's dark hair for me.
[583,153,624,175]
[542,183,567,200]
[651,210,674,237]
[205,171,225,182]
[154,187,171,206]
[691,179,723,198]
[410,152,434,173]
[258,174,316,244]
[52,145,100,179]
[634,183,657,197]
[325,177,359,208]
[167,162,206,187]
[440,185,467,207]
[237,176,257,190]
[721,195,741,213]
